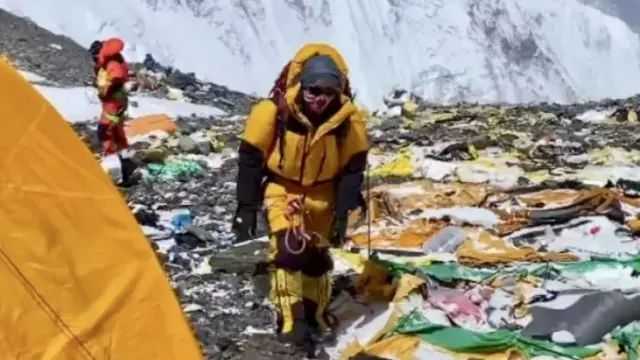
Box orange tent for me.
[0,59,202,359]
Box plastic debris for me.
[423,226,466,254]
[171,209,193,233]
[146,159,203,182]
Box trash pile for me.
[70,86,640,359]
[369,90,640,189]
[132,54,256,114]
[319,93,640,359]
[329,180,640,359]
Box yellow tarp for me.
[0,60,202,359]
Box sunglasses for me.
[303,86,337,97]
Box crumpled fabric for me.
[394,311,601,359]
[528,189,624,226]
[355,260,398,303]
[515,189,583,209]
[351,218,447,250]
[523,291,640,346]
[496,189,625,235]
[367,182,489,221]
[611,321,640,360]
[427,287,491,332]
[456,230,578,266]
[382,257,640,289]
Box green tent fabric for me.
[380,257,640,284]
[394,311,600,359]
[612,322,640,360]
[383,260,495,282]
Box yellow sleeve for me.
[340,110,369,168]
[96,68,111,97]
[242,99,278,158]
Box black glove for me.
[330,216,348,247]
[232,141,264,242]
[232,208,257,242]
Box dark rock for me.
[133,207,159,227]
[0,9,93,86]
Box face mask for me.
[303,87,337,115]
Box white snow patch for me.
[18,70,47,83]
[576,109,614,123]
[420,159,459,181]
[155,239,177,254]
[243,326,273,335]
[34,86,225,123]
[183,303,204,312]
[192,256,212,275]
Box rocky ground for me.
[0,9,93,86]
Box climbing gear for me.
[282,195,325,255]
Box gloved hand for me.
[232,207,257,242]
[330,216,348,247]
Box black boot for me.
[303,299,338,345]
[119,156,139,187]
[277,302,317,358]
[278,319,316,358]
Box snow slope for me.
[34,86,225,123]
[2,0,640,108]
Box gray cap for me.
[300,55,342,89]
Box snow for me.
[18,70,47,83]
[34,85,225,123]
[577,109,614,123]
[2,0,640,109]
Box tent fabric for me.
[125,113,177,137]
[394,311,600,359]
[0,60,202,358]
[612,322,640,360]
[381,257,640,284]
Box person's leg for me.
[97,122,114,155]
[268,231,316,356]
[302,268,332,332]
[112,122,137,185]
[112,121,129,151]
[300,185,336,334]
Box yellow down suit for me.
[235,43,368,335]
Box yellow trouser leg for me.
[302,272,332,331]
[270,268,303,333]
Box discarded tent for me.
[0,59,202,359]
[125,113,178,137]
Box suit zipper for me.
[299,134,308,183]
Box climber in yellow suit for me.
[232,43,368,356]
